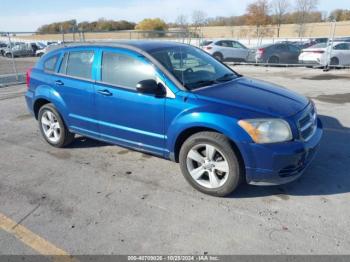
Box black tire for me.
[330,57,339,65]
[6,53,12,58]
[268,56,279,64]
[38,103,74,148]
[179,131,242,197]
[213,52,223,62]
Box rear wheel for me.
[38,103,74,148]
[268,56,279,64]
[213,52,223,62]
[179,132,242,197]
[330,57,339,65]
[6,53,12,58]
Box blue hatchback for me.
[25,41,323,196]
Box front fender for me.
[166,110,252,156]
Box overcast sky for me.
[0,0,349,31]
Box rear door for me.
[54,48,99,135]
[215,41,231,60]
[287,44,301,64]
[94,48,166,156]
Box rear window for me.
[59,51,94,79]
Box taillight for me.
[256,48,265,57]
[26,67,32,89]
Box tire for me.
[330,57,339,65]
[179,131,242,197]
[6,53,12,58]
[38,103,74,148]
[268,56,279,64]
[213,52,223,62]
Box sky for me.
[0,0,349,32]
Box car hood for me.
[192,77,309,117]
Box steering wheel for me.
[184,68,193,74]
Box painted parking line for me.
[0,212,77,261]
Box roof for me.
[54,40,190,53]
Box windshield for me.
[149,45,239,90]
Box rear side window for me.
[59,51,94,79]
[43,55,59,72]
[101,52,156,89]
[334,43,350,50]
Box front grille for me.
[298,105,317,141]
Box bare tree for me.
[176,14,188,30]
[295,0,319,37]
[192,10,207,36]
[271,0,289,37]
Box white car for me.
[299,42,350,66]
[201,39,250,62]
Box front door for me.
[94,48,166,156]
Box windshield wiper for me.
[186,79,218,89]
[215,73,236,82]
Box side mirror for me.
[136,79,165,97]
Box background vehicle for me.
[201,39,250,62]
[255,43,301,64]
[25,41,322,197]
[299,42,350,66]
[3,43,34,58]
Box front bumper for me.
[243,118,323,185]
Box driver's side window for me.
[101,51,156,89]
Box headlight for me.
[238,119,292,144]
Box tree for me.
[294,0,319,37]
[245,0,270,37]
[271,0,289,37]
[175,14,188,30]
[329,9,350,21]
[135,18,168,31]
[192,10,207,35]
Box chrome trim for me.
[298,106,317,141]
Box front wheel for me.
[179,132,242,197]
[38,103,75,148]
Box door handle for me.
[55,80,64,86]
[97,89,112,96]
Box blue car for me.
[25,41,323,197]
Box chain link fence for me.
[1,21,349,86]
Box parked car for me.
[0,42,7,56]
[255,43,301,64]
[334,37,350,43]
[4,43,33,58]
[201,39,250,62]
[36,43,62,57]
[299,42,350,66]
[25,41,322,197]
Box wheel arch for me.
[33,98,51,119]
[172,126,245,173]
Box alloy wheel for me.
[186,144,229,189]
[41,110,61,143]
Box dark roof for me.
[58,40,189,53]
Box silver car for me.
[4,43,33,58]
[201,39,250,62]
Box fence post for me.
[7,33,19,81]
[324,20,337,71]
